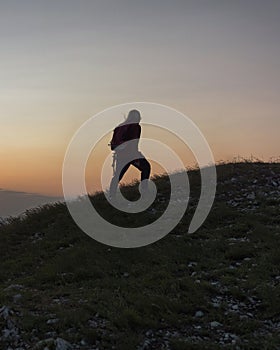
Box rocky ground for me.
[0,162,279,349]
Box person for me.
[109,109,151,198]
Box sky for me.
[1,0,280,199]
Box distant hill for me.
[0,162,279,349]
[0,189,62,219]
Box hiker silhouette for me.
[109,110,151,199]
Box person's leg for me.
[118,162,131,181]
[132,156,151,191]
[109,172,119,199]
[138,158,151,181]
[109,155,131,198]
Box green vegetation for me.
[0,162,279,349]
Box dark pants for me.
[109,152,151,197]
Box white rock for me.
[195,310,204,317]
[247,193,255,200]
[13,294,22,302]
[210,321,222,328]
[0,305,13,320]
[212,303,220,308]
[56,338,73,350]
[4,284,24,291]
[46,318,59,325]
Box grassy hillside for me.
[0,162,279,349]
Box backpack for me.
[109,124,129,151]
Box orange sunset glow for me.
[1,1,279,217]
